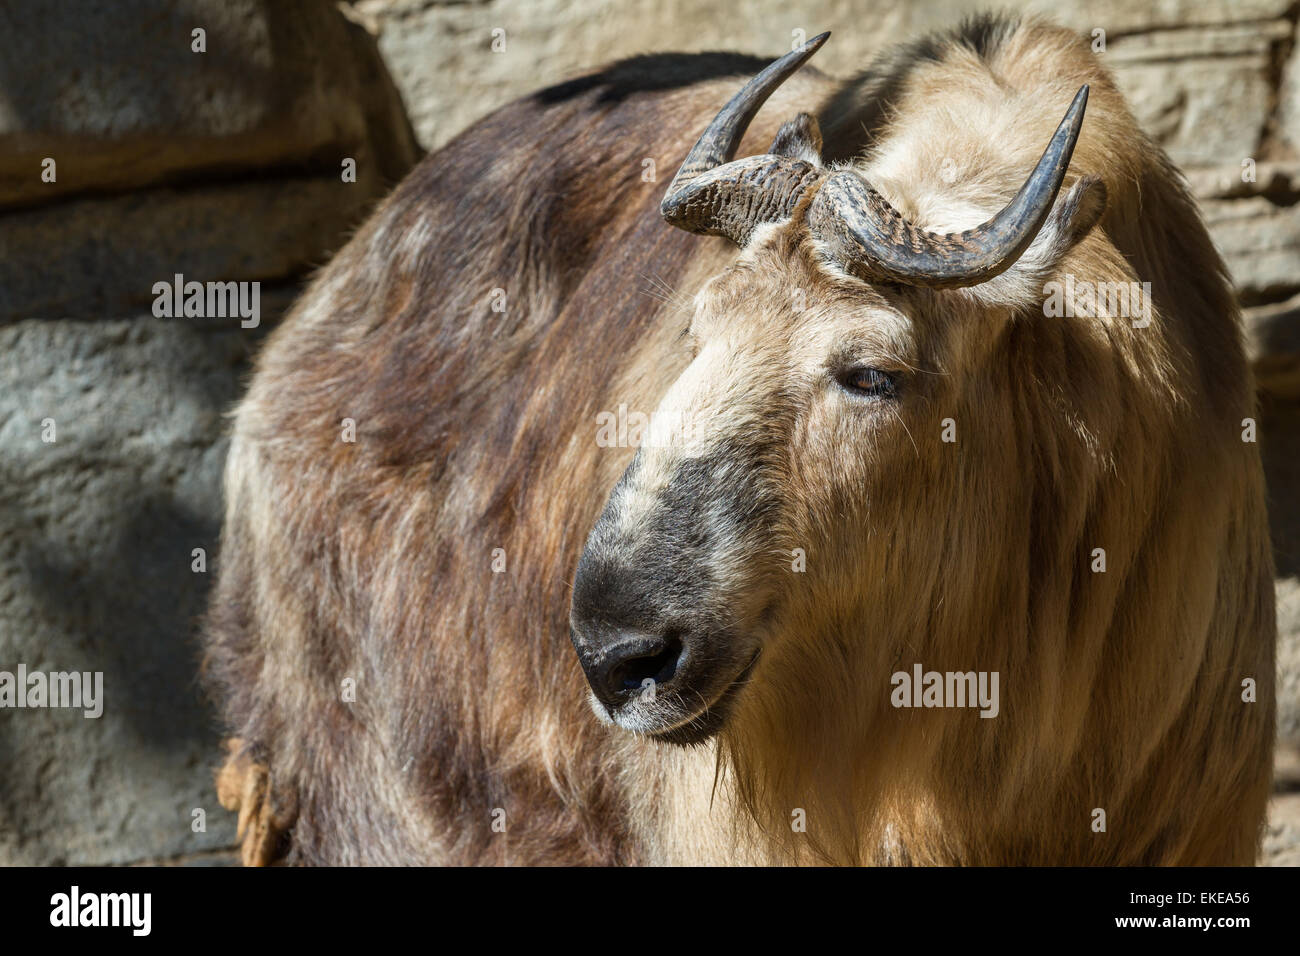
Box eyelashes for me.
[837,366,900,399]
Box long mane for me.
[202,14,1276,865]
[718,15,1275,864]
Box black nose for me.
[587,632,685,708]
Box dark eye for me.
[839,366,899,399]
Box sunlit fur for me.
[202,15,1275,865]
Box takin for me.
[203,13,1276,866]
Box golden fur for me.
[203,15,1275,865]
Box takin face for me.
[569,34,1107,744]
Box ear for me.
[1023,174,1108,267]
[962,175,1108,308]
[768,112,824,167]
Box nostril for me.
[610,636,683,693]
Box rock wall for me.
[1,0,1296,864]
[0,0,417,865]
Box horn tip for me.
[1064,85,1090,125]
[800,31,831,55]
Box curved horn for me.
[661,33,830,245]
[809,85,1092,288]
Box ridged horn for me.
[661,33,830,245]
[806,85,1092,287]
[808,85,1092,288]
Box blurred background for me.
[0,0,1296,865]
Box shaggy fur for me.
[202,14,1276,865]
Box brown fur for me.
[203,15,1275,865]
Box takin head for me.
[568,33,1109,746]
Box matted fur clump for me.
[202,13,1275,865]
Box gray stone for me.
[0,177,373,321]
[1245,292,1300,397]
[0,317,276,864]
[1277,578,1300,748]
[1275,19,1300,157]
[1265,792,1300,865]
[1201,196,1300,301]
[1101,22,1291,168]
[358,0,956,151]
[1043,0,1296,33]
[358,0,1298,161]
[0,0,419,207]
[1185,161,1300,200]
